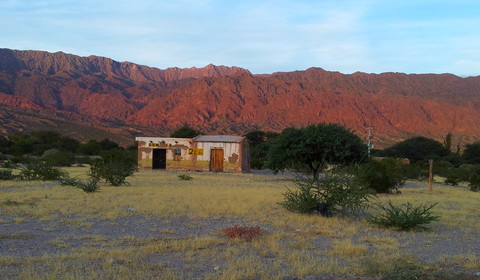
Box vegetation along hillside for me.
[1,48,480,147]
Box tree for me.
[265,123,367,178]
[170,126,203,138]
[384,136,449,162]
[244,130,279,169]
[77,140,102,155]
[98,138,119,151]
[443,132,452,152]
[463,142,480,164]
[0,136,12,154]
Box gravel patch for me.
[1,179,479,279]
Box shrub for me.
[401,161,429,180]
[367,201,440,231]
[60,172,101,193]
[18,160,67,181]
[468,169,480,192]
[89,151,137,186]
[177,174,193,181]
[59,174,81,186]
[0,169,16,180]
[1,160,17,169]
[463,142,480,164]
[444,175,460,186]
[280,181,319,214]
[224,225,261,241]
[356,159,405,193]
[75,177,101,193]
[280,172,376,216]
[41,149,75,166]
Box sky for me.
[1,0,480,76]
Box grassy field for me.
[1,167,479,279]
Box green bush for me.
[0,169,16,180]
[401,161,429,180]
[280,172,376,216]
[18,160,67,181]
[444,175,460,186]
[468,167,480,192]
[280,180,319,214]
[75,177,101,193]
[60,171,101,193]
[89,151,137,186]
[59,174,81,186]
[1,160,17,169]
[177,174,193,180]
[356,159,405,193]
[41,149,75,166]
[367,201,440,231]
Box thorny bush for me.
[18,160,67,181]
[367,201,440,231]
[280,172,376,217]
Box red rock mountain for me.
[1,48,480,147]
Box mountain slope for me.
[1,48,480,147]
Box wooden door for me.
[152,149,166,169]
[210,148,224,172]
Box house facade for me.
[135,135,250,172]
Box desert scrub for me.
[177,174,193,181]
[280,172,376,216]
[468,166,480,191]
[89,152,137,186]
[367,201,440,231]
[0,169,16,180]
[18,160,67,181]
[355,158,405,193]
[60,169,101,193]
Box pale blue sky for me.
[1,0,480,76]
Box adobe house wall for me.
[135,136,250,172]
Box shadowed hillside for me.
[1,48,480,147]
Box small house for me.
[135,135,250,172]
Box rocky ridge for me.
[1,48,480,147]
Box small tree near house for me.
[265,123,367,179]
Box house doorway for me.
[210,148,224,172]
[152,149,167,169]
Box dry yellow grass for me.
[1,167,479,279]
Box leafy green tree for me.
[0,136,12,154]
[77,140,102,155]
[244,130,278,169]
[2,131,80,156]
[57,136,80,152]
[266,123,367,178]
[384,136,449,162]
[41,149,75,166]
[170,126,203,138]
[463,142,480,164]
[98,138,119,151]
[7,133,35,155]
[443,132,452,152]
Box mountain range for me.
[1,48,480,148]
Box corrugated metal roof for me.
[194,135,245,143]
